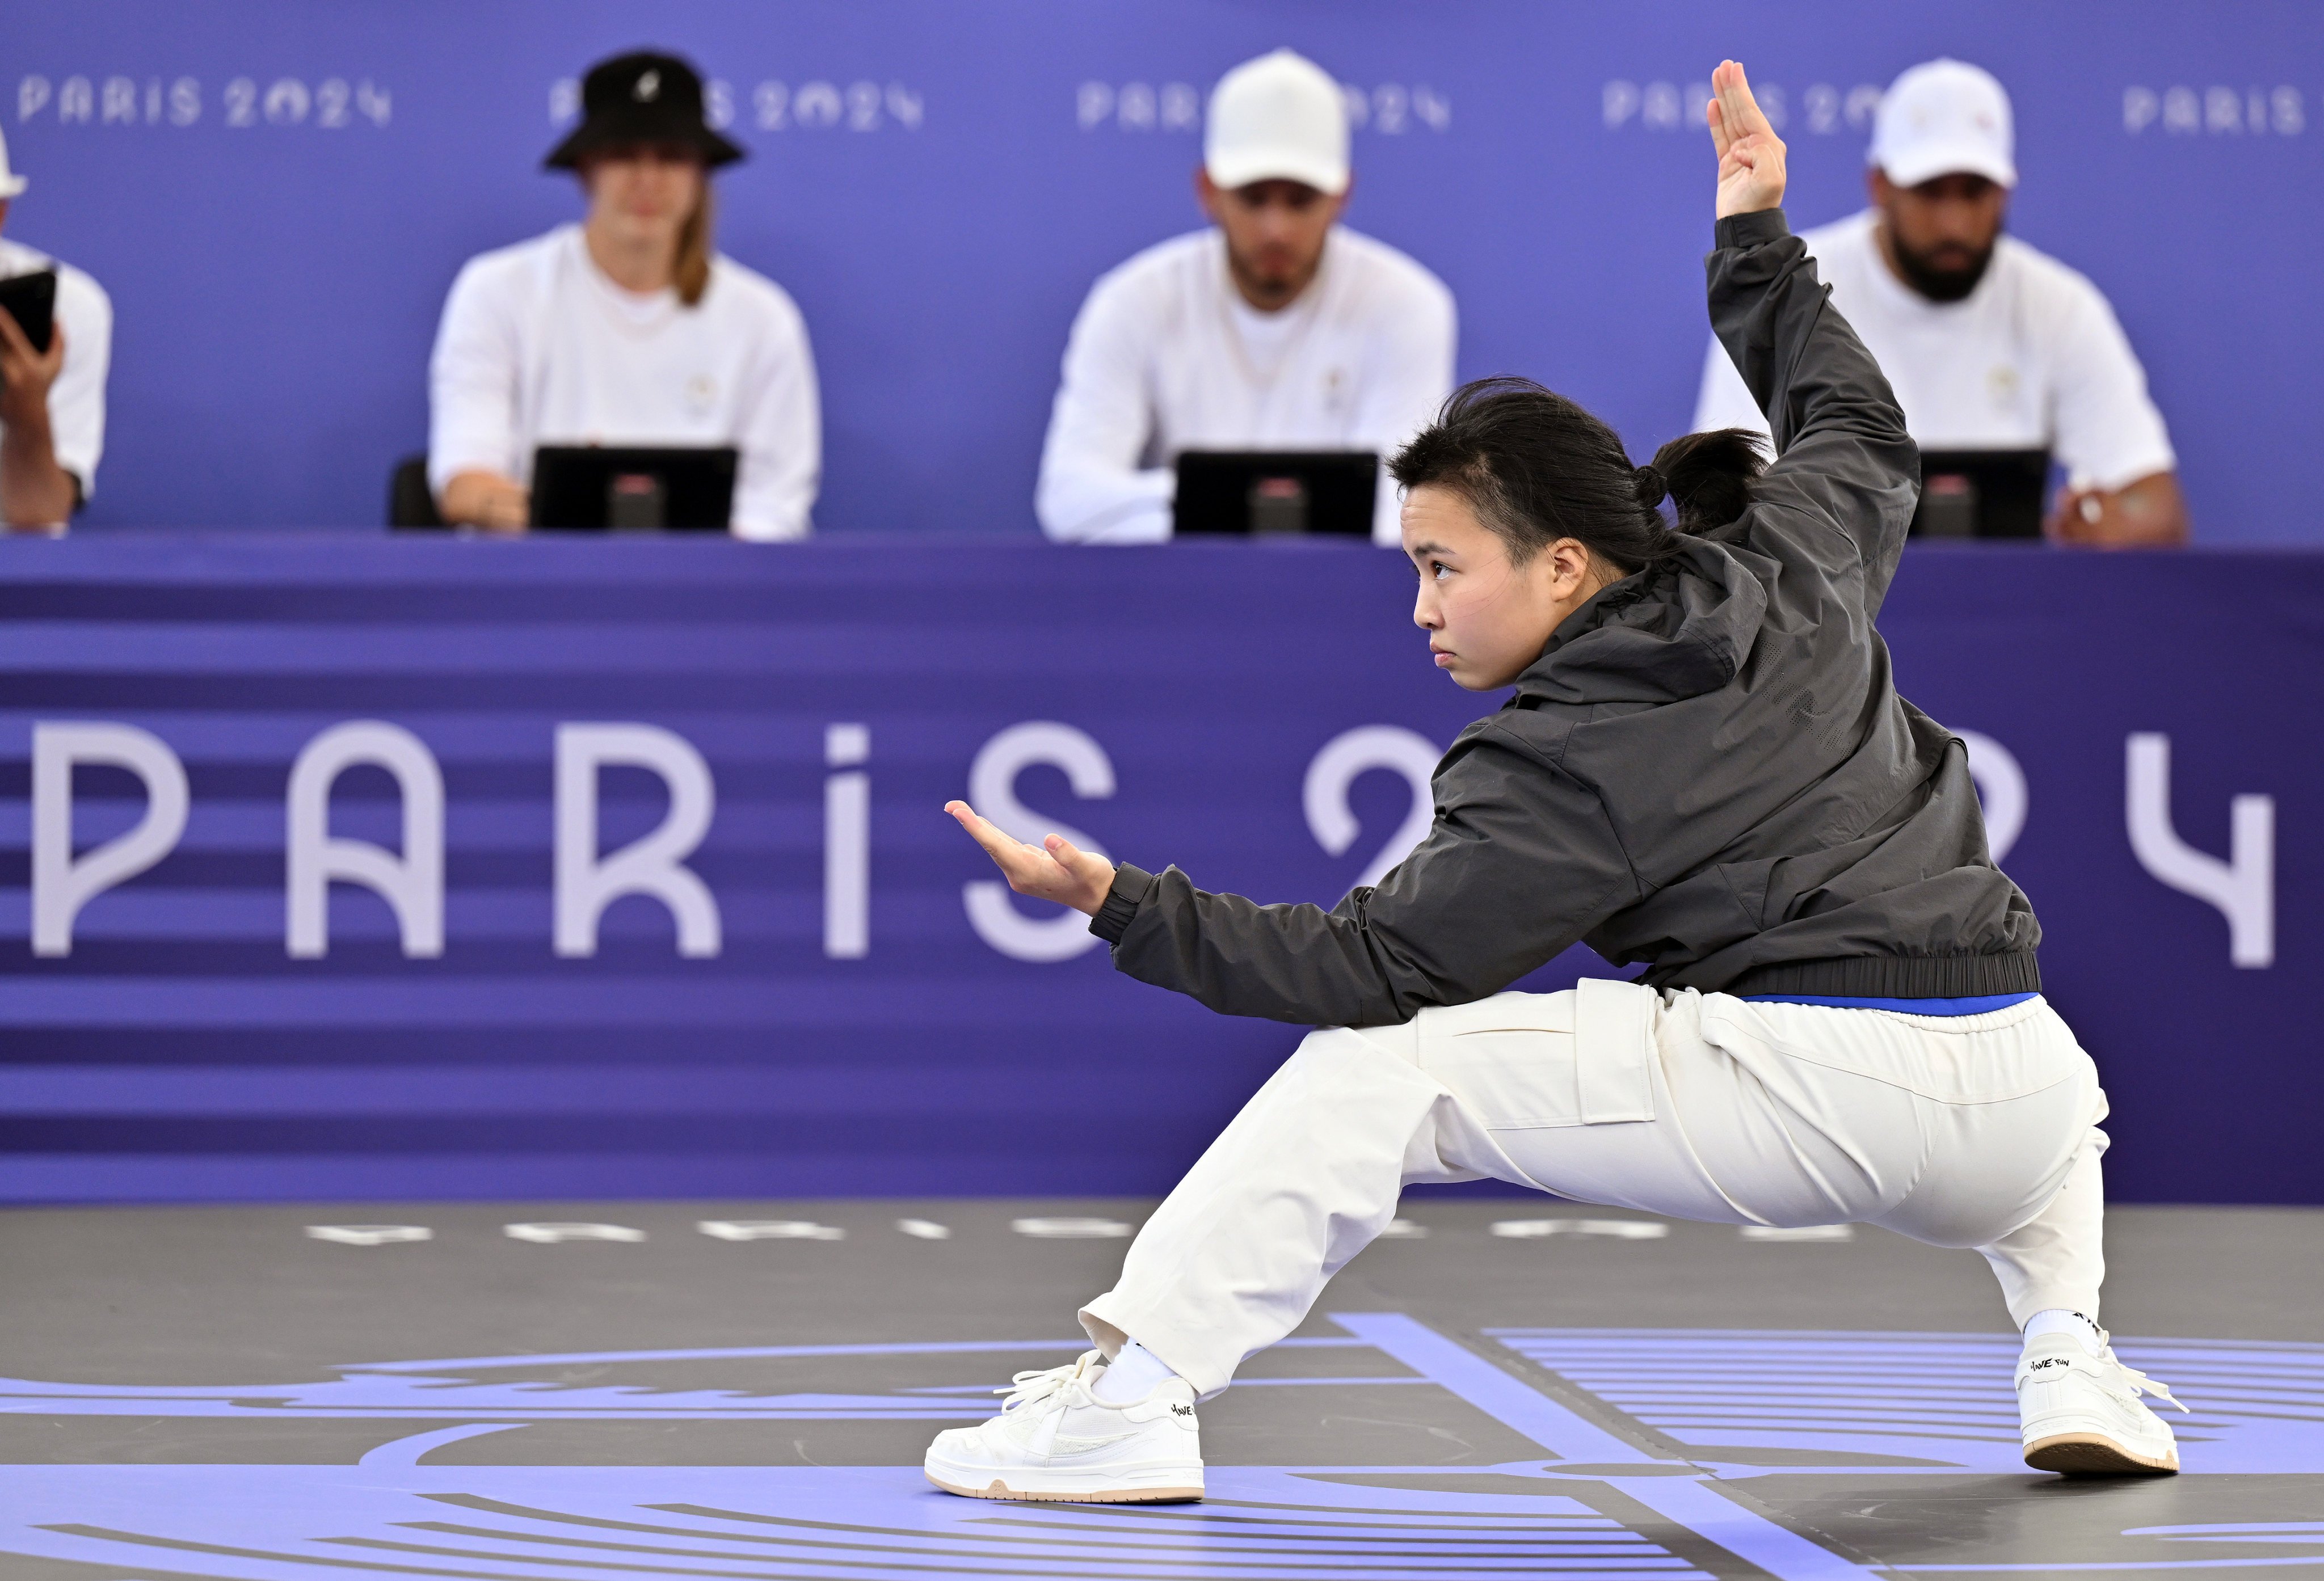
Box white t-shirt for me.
[1693,210,2174,492]
[0,235,111,512]
[428,225,819,539]
[1037,226,1456,545]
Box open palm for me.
[1708,60,1787,218]
[946,799,1117,916]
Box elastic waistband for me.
[1742,992,2039,1017]
[1724,951,2041,1000]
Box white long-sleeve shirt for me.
[1037,226,1455,545]
[428,225,819,539]
[1693,210,2174,492]
[0,235,111,512]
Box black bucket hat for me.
[544,51,744,171]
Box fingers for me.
[946,800,1019,861]
[948,799,1063,892]
[1716,59,1766,142]
[0,306,30,363]
[1706,95,1732,159]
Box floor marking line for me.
[1609,1477,1883,1581]
[1883,1558,2324,1573]
[357,1423,526,1468]
[1328,1313,1884,1581]
[1325,1312,1666,1466]
[342,1340,1094,1372]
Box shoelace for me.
[2093,1330,2190,1414]
[995,1352,1101,1417]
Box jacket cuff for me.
[1715,208,1791,251]
[1089,862,1158,946]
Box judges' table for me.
[0,534,2314,1204]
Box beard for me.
[1892,231,1998,303]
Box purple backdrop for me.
[2,0,2319,541]
[0,536,2314,1205]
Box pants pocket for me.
[1414,979,1657,1130]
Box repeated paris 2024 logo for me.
[16,73,388,129]
[1601,75,2306,137]
[1076,79,1448,134]
[550,76,926,134]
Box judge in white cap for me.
[0,125,112,531]
[1693,58,2186,545]
[1037,48,1456,544]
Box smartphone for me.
[0,270,57,353]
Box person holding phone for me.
[0,127,112,531]
[427,50,819,538]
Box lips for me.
[1430,647,1455,668]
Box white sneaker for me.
[924,1350,1204,1503]
[2017,1329,2188,1474]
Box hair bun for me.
[1631,465,1668,509]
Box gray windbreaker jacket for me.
[1091,209,2040,1027]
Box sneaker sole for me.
[925,1469,1203,1504]
[2024,1432,2179,1475]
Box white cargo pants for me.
[1080,981,2107,1398]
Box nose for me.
[1412,584,1439,630]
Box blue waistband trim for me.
[1741,992,2039,1017]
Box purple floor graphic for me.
[7,1317,2323,1579]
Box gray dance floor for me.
[2,1198,2320,1579]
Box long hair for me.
[674,182,714,307]
[1391,377,1765,575]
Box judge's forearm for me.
[0,414,76,528]
[2052,470,2188,547]
[438,469,528,532]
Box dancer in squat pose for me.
[930,60,2185,1502]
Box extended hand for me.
[1707,59,1787,218]
[946,799,1116,917]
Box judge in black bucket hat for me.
[544,51,744,171]
[425,48,820,539]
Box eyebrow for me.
[1407,540,1455,557]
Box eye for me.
[1431,560,1452,581]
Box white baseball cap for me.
[1868,58,2016,189]
[1204,49,1349,195]
[0,126,27,200]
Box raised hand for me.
[1707,59,1787,218]
[946,799,1117,917]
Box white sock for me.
[1093,1338,1182,1404]
[2023,1307,2104,1356]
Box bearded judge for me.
[1692,58,2185,545]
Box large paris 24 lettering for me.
[0,536,2315,1203]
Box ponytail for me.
[1649,427,1766,536]
[1391,379,1765,577]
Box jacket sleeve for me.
[1708,210,1920,615]
[1092,720,1639,1028]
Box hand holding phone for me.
[0,271,56,355]
[0,276,66,432]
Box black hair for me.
[1390,377,1766,575]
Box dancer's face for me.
[1403,486,1610,691]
